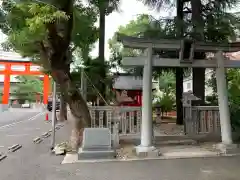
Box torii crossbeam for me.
[117,34,240,155]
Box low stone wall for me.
[0,104,9,112]
[11,104,22,108]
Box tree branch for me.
[46,0,74,71]
[38,41,51,70]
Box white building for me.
[183,68,214,96]
[183,51,240,96]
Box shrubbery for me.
[207,69,240,131]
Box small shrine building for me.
[112,73,157,106]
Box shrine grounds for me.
[1,111,240,180]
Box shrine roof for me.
[113,75,157,90]
[0,51,30,62]
[117,33,240,52]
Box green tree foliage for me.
[158,71,176,96]
[71,58,114,103]
[140,0,240,41]
[0,0,68,61]
[13,75,43,102]
[109,14,151,59]
[0,0,98,64]
[159,95,175,113]
[87,0,120,98]
[154,71,176,113]
[109,14,173,75]
[207,69,240,131]
[0,0,100,149]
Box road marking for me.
[0,112,45,129]
[6,134,29,137]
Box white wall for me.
[183,69,213,96]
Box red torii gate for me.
[0,60,50,105]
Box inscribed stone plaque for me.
[82,128,111,150]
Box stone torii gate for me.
[117,34,240,155]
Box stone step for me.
[120,134,194,141]
[154,139,197,146]
[154,135,193,141]
[78,148,116,160]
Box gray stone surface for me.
[135,146,161,158]
[79,128,116,159]
[78,148,116,159]
[82,128,111,150]
[2,113,240,180]
[0,104,9,112]
[214,143,240,154]
[0,110,40,128]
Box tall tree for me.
[88,0,120,101]
[139,0,239,124]
[0,0,98,150]
[109,14,154,75]
[175,0,184,125]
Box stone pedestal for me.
[78,128,116,160]
[214,143,240,154]
[112,123,120,149]
[135,146,160,158]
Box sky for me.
[0,0,172,60]
[87,0,173,59]
[0,0,169,82]
[0,0,238,59]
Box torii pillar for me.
[118,34,240,155]
[215,51,237,153]
[135,46,158,155]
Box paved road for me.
[1,112,240,180]
[0,108,43,128]
[0,111,49,152]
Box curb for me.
[42,132,51,138]
[33,137,43,144]
[62,152,240,164]
[8,144,22,152]
[0,153,7,161]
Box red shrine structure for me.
[0,52,50,105]
[112,73,157,106]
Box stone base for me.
[214,143,240,154]
[135,145,161,158]
[78,148,116,160]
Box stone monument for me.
[78,128,116,160]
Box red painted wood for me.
[0,62,49,104]
[2,64,11,104]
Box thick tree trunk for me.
[176,68,184,125]
[68,89,91,151]
[59,94,67,121]
[193,68,205,104]
[176,0,184,125]
[53,70,91,151]
[45,0,91,151]
[191,0,205,105]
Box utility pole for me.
[50,81,57,150]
